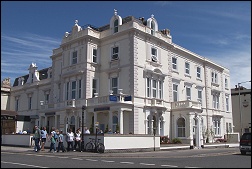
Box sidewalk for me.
[1,143,239,155]
[160,143,239,151]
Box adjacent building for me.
[10,10,233,145]
[231,86,251,136]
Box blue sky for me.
[1,1,251,88]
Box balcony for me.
[171,100,201,110]
[65,99,76,108]
[87,94,132,107]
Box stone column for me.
[118,109,123,134]
[189,115,194,149]
[108,111,113,131]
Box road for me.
[1,147,251,168]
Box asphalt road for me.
[1,147,251,168]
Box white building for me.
[10,10,233,146]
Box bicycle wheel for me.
[96,143,105,153]
[85,142,94,152]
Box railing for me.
[87,94,132,107]
[171,100,201,110]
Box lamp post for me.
[238,80,251,137]
[95,122,99,152]
[153,127,156,151]
[81,105,86,152]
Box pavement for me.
[1,143,239,157]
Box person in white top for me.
[74,128,82,152]
[84,127,90,134]
[66,128,74,151]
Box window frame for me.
[92,79,97,98]
[177,117,186,137]
[93,48,97,63]
[71,81,77,99]
[185,62,190,75]
[72,51,78,65]
[151,47,157,62]
[186,87,191,100]
[111,77,118,95]
[114,19,118,33]
[173,83,178,102]
[112,46,119,60]
[172,57,177,70]
[197,67,201,79]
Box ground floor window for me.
[177,117,185,137]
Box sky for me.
[1,1,251,89]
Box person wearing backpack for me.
[48,127,57,153]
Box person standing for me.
[73,128,81,152]
[40,126,48,151]
[66,128,74,152]
[57,130,65,152]
[84,127,90,134]
[48,127,57,153]
[33,125,41,152]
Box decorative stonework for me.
[1,77,11,88]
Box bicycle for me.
[85,138,105,153]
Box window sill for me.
[90,62,100,67]
[172,69,179,74]
[211,82,219,87]
[196,78,202,81]
[184,74,191,78]
[146,59,162,67]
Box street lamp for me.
[153,127,156,151]
[81,105,86,152]
[238,80,251,137]
[95,122,99,152]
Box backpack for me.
[54,132,59,141]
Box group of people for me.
[33,125,91,153]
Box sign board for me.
[109,95,117,101]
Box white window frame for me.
[213,117,221,136]
[147,78,151,98]
[226,95,229,112]
[151,48,157,62]
[112,46,119,60]
[211,72,218,84]
[92,79,97,98]
[185,62,190,75]
[212,94,219,109]
[93,48,97,63]
[186,87,191,100]
[225,78,228,88]
[111,77,118,94]
[72,51,77,65]
[177,117,186,137]
[71,81,76,99]
[173,83,178,102]
[197,67,201,79]
[158,80,163,99]
[172,57,177,70]
[197,89,202,105]
[152,79,157,98]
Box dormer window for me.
[114,19,118,33]
[31,73,34,83]
[112,46,119,60]
[151,48,157,62]
[151,21,155,35]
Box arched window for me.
[177,117,185,137]
[112,115,118,133]
[114,19,118,33]
[70,116,75,132]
